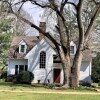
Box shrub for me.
[98,82,100,86]
[79,81,91,87]
[6,75,16,82]
[48,83,62,89]
[92,52,100,83]
[0,71,7,79]
[48,83,56,89]
[16,71,34,84]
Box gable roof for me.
[9,36,39,59]
[45,36,92,61]
[9,36,92,61]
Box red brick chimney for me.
[39,22,46,40]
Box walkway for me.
[0,90,100,95]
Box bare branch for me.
[60,0,68,13]
[67,2,77,9]
[31,1,51,8]
[84,5,100,42]
[92,0,100,5]
[76,0,84,48]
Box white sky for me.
[17,0,78,24]
[13,0,79,35]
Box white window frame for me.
[15,65,28,75]
[70,41,76,55]
[19,40,27,53]
[70,46,74,54]
[40,51,46,69]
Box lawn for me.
[0,92,100,100]
[0,79,100,100]
[0,79,97,92]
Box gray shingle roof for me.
[9,36,39,59]
[9,36,92,61]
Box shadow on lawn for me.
[0,80,45,89]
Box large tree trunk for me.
[70,51,83,87]
[58,47,71,88]
[62,56,70,88]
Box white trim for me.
[70,41,76,55]
[15,64,28,74]
[25,38,56,59]
[19,40,27,54]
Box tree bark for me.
[58,47,71,88]
[70,50,82,87]
[62,56,70,87]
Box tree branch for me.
[84,5,100,42]
[2,0,60,50]
[67,2,77,9]
[92,0,100,5]
[31,1,51,8]
[60,0,68,13]
[76,0,84,49]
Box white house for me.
[7,22,92,84]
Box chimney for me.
[39,22,46,40]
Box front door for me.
[53,69,61,83]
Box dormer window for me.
[70,46,74,54]
[21,45,25,53]
[19,40,27,53]
[70,41,76,55]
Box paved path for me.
[96,89,100,92]
[0,90,100,95]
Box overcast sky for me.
[15,0,78,25]
[17,0,75,35]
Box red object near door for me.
[54,69,61,83]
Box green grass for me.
[0,93,100,100]
[0,79,47,91]
[0,79,97,92]
[92,83,98,87]
[0,80,99,100]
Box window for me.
[70,46,74,54]
[15,65,18,75]
[25,65,28,71]
[19,65,24,73]
[40,51,46,68]
[15,65,28,75]
[20,45,25,53]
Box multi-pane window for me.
[25,65,28,71]
[40,51,46,68]
[15,65,18,75]
[70,46,74,54]
[15,65,28,75]
[19,65,24,73]
[21,45,25,52]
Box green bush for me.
[6,75,16,82]
[0,71,7,79]
[92,52,100,83]
[48,83,56,89]
[98,82,100,86]
[16,71,34,84]
[48,83,62,89]
[79,81,91,87]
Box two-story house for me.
[7,22,92,84]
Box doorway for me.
[53,69,61,83]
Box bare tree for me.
[1,0,100,87]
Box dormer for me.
[19,40,27,53]
[70,41,76,55]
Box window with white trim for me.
[20,45,25,53]
[15,65,28,75]
[40,51,46,68]
[19,40,27,53]
[70,46,74,54]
